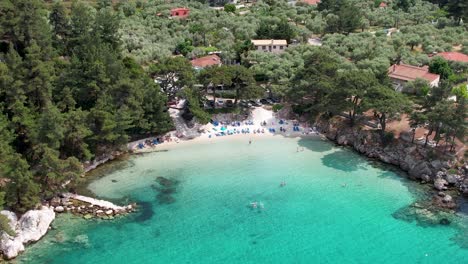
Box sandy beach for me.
[130,107,324,153]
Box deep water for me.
[19,137,468,263]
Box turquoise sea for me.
[19,137,468,263]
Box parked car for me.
[269,97,280,103]
[226,100,234,107]
[217,99,224,107]
[249,100,262,107]
[206,100,215,108]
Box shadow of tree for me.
[297,138,333,153]
[321,149,367,172]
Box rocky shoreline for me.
[315,118,468,209]
[50,193,136,220]
[0,194,135,260]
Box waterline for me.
[20,137,468,263]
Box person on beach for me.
[249,138,252,145]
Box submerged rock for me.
[156,193,176,204]
[439,218,451,225]
[156,176,174,187]
[83,214,93,220]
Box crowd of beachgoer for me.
[208,119,320,138]
[132,116,322,151]
[135,135,177,150]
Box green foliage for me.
[224,4,236,13]
[272,104,284,112]
[0,211,16,237]
[0,1,172,213]
[404,78,430,95]
[183,88,211,124]
[148,56,195,99]
[429,56,453,79]
[256,20,296,43]
[452,85,468,100]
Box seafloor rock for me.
[432,194,456,209]
[0,206,55,259]
[156,176,174,187]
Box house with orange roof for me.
[299,0,321,5]
[388,64,440,92]
[190,54,222,70]
[170,8,190,18]
[434,52,468,63]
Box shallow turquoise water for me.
[20,137,468,263]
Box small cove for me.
[19,137,468,263]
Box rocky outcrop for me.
[0,206,55,259]
[83,151,123,173]
[52,193,135,220]
[316,120,468,204]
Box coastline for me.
[5,107,466,260]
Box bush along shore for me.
[315,118,468,210]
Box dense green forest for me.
[0,0,172,213]
[0,0,466,215]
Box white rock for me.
[434,178,448,191]
[96,210,104,214]
[54,206,65,213]
[443,195,453,203]
[105,210,113,215]
[0,206,55,259]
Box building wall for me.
[255,45,286,53]
[391,77,440,93]
[430,77,440,87]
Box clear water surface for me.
[19,137,468,263]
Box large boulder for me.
[409,161,433,180]
[434,178,448,191]
[459,179,468,196]
[0,206,55,259]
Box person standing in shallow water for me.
[249,138,252,145]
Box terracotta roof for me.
[436,52,468,63]
[388,64,440,83]
[379,2,387,7]
[251,39,288,46]
[171,7,189,12]
[300,0,321,5]
[190,55,222,68]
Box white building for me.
[251,39,288,53]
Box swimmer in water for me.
[249,138,252,144]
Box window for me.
[273,45,276,49]
[280,46,284,50]
[262,46,266,50]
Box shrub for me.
[224,4,236,13]
[272,104,283,112]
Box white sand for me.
[131,107,323,153]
